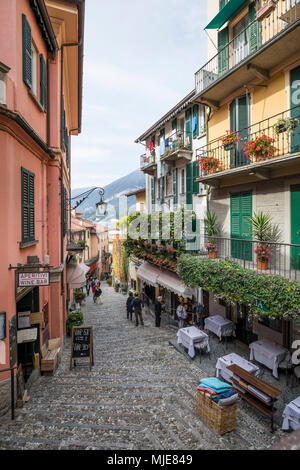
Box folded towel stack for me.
[197,377,238,407]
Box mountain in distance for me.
[71,169,146,227]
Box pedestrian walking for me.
[132,293,144,326]
[176,302,187,329]
[95,284,102,304]
[86,278,90,296]
[92,282,97,303]
[154,296,163,327]
[126,292,134,320]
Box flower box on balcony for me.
[256,0,276,22]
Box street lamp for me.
[70,187,107,215]
[95,188,107,216]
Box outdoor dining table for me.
[204,315,236,341]
[249,338,290,379]
[177,326,210,359]
[282,396,300,431]
[216,352,260,385]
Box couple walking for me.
[126,292,144,326]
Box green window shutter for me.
[291,185,300,269]
[160,177,165,204]
[173,168,178,207]
[21,168,35,242]
[185,109,192,150]
[193,104,199,139]
[40,54,47,111]
[248,2,261,54]
[290,66,300,153]
[192,161,199,194]
[172,119,177,149]
[231,192,252,260]
[62,185,68,237]
[186,163,193,206]
[218,26,229,76]
[22,14,32,88]
[151,178,155,206]
[172,119,177,131]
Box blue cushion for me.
[200,377,231,391]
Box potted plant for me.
[74,288,86,305]
[204,210,220,258]
[249,211,274,270]
[66,310,84,336]
[106,277,112,286]
[197,156,222,175]
[219,130,240,151]
[242,135,277,162]
[274,117,298,136]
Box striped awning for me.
[136,262,160,287]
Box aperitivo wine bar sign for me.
[18,272,50,287]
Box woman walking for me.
[176,302,187,329]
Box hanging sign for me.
[18,272,50,287]
[70,326,94,371]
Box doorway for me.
[236,304,258,346]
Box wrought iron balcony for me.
[195,0,300,103]
[140,152,156,175]
[160,130,193,164]
[197,235,300,281]
[196,105,300,185]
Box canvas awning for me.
[205,0,248,30]
[136,262,160,287]
[157,271,194,299]
[67,263,90,289]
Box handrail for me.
[0,366,17,420]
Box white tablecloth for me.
[249,339,289,379]
[282,396,300,431]
[204,315,236,340]
[177,326,210,358]
[216,352,260,385]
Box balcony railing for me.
[195,236,300,281]
[196,105,300,177]
[160,130,193,159]
[140,152,155,170]
[195,0,300,95]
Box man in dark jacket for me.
[132,293,144,326]
[154,296,163,327]
[126,292,134,320]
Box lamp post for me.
[70,187,107,215]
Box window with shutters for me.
[31,44,38,96]
[22,14,32,88]
[180,169,185,194]
[40,54,47,111]
[21,168,35,243]
[62,185,68,237]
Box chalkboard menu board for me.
[70,326,93,370]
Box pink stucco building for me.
[0,0,85,414]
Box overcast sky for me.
[71,0,208,189]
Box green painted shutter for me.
[172,119,177,149]
[22,14,32,88]
[40,54,47,111]
[185,109,192,150]
[291,185,300,269]
[249,2,261,54]
[151,178,155,206]
[21,168,35,242]
[230,96,250,168]
[218,26,229,76]
[193,104,199,139]
[192,160,199,194]
[290,66,300,153]
[173,168,178,207]
[160,177,165,204]
[186,163,193,206]
[230,192,252,261]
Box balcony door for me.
[231,191,252,261]
[233,15,249,66]
[230,95,250,168]
[291,185,300,270]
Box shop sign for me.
[18,272,50,287]
[70,326,94,371]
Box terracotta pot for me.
[257,258,269,271]
[209,250,218,259]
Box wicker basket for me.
[196,390,238,435]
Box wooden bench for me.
[40,338,61,376]
[227,364,281,432]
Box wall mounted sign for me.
[18,311,31,329]
[17,328,38,344]
[18,272,50,287]
[70,326,94,371]
[0,312,6,340]
[30,312,44,325]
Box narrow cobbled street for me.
[0,284,286,450]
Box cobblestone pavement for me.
[0,283,297,450]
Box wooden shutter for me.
[185,109,192,150]
[192,161,199,194]
[22,168,35,242]
[40,54,47,111]
[193,104,199,139]
[172,119,177,149]
[151,178,155,206]
[230,192,252,260]
[22,14,32,88]
[249,2,261,54]
[62,185,68,237]
[173,168,178,207]
[160,177,165,204]
[291,185,300,269]
[186,163,193,206]
[218,27,229,76]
